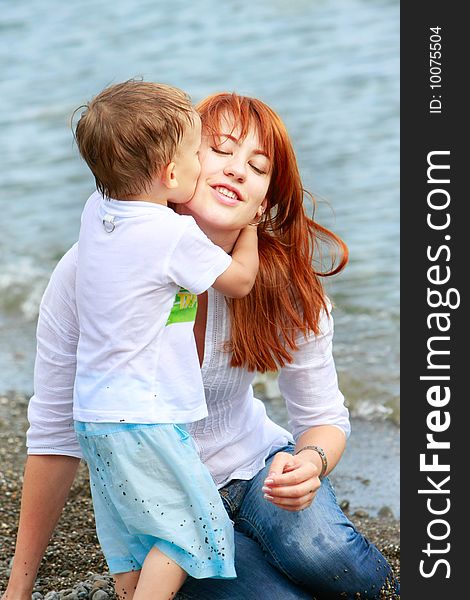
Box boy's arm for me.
[2,455,80,600]
[212,224,259,298]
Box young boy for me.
[72,80,258,599]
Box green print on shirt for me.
[165,288,198,325]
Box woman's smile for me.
[211,183,243,205]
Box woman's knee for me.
[239,490,393,596]
[238,477,397,598]
[273,523,396,599]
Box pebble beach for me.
[0,392,399,598]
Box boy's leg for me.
[114,570,141,600]
[235,447,399,599]
[133,547,187,600]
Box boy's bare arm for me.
[2,455,80,600]
[212,225,259,298]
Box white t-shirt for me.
[27,245,350,488]
[74,192,232,424]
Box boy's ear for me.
[161,162,178,189]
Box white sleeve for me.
[166,217,232,295]
[26,244,83,458]
[278,302,350,440]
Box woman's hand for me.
[261,451,322,512]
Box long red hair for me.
[197,93,348,372]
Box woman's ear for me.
[161,162,178,189]
[256,198,268,218]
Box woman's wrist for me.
[294,445,328,478]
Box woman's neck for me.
[193,221,241,254]
[176,204,241,253]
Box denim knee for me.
[278,519,394,598]
[237,476,397,599]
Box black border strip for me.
[401,4,466,597]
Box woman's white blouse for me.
[26,244,350,488]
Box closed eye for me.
[211,147,231,155]
[250,164,267,175]
[211,146,268,174]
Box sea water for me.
[0,0,399,426]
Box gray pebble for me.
[378,505,394,519]
[91,579,109,590]
[29,575,115,600]
[60,570,72,578]
[353,509,369,518]
[90,590,110,600]
[5,556,14,576]
[73,584,90,598]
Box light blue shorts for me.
[74,421,236,579]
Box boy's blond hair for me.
[74,79,196,199]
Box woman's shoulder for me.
[41,243,78,309]
[319,296,334,331]
[52,243,77,284]
[277,298,335,365]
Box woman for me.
[3,93,399,599]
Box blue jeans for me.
[177,445,399,599]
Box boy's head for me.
[75,79,200,201]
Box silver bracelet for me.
[294,445,328,479]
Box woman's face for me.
[183,113,272,231]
